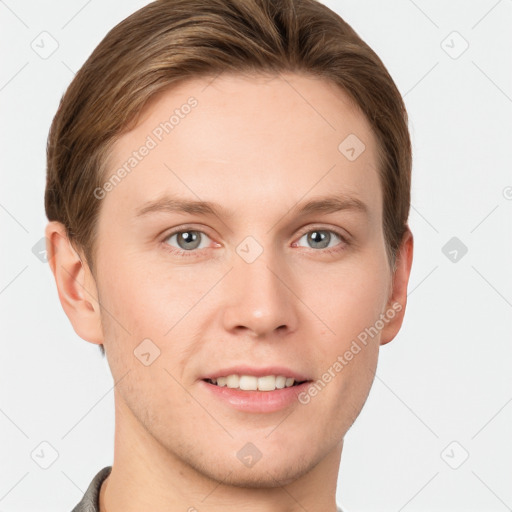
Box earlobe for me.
[45,221,104,345]
[380,227,414,346]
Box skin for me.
[46,72,413,512]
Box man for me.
[45,1,413,510]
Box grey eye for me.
[297,230,341,250]
[165,230,210,251]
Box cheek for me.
[308,253,389,416]
[301,255,390,344]
[97,252,214,337]
[95,256,207,416]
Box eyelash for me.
[161,225,349,258]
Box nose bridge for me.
[222,236,298,336]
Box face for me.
[81,72,405,486]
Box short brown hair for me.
[45,0,412,356]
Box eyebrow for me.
[134,194,368,219]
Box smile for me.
[204,374,307,391]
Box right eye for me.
[163,228,214,256]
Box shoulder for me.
[70,466,112,512]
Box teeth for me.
[275,376,286,389]
[239,375,258,390]
[208,374,300,391]
[257,375,277,391]
[226,374,239,388]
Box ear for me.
[380,227,414,346]
[45,221,104,345]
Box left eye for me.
[164,230,212,251]
[295,229,344,250]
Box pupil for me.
[179,231,200,249]
[309,230,329,249]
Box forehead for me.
[102,72,382,223]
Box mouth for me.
[203,374,310,392]
[200,368,313,413]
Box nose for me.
[221,245,299,338]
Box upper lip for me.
[201,365,311,382]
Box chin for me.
[210,459,313,489]
[184,444,318,488]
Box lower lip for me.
[200,380,311,413]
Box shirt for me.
[71,466,344,512]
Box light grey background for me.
[1,1,511,510]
